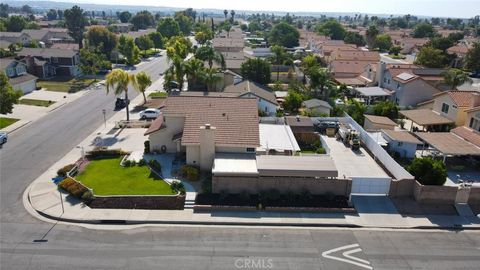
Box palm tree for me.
[166,37,191,91]
[106,69,137,121]
[301,54,320,83]
[223,10,228,20]
[195,45,225,69]
[202,68,222,92]
[270,45,287,82]
[230,10,235,22]
[224,23,232,37]
[348,99,367,125]
[306,67,333,98]
[135,71,152,104]
[184,58,205,91]
[442,68,473,90]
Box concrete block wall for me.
[413,181,458,204]
[212,176,352,196]
[468,187,480,205]
[389,178,415,198]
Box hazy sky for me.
[60,0,479,18]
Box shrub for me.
[58,177,89,199]
[171,181,186,195]
[148,159,162,172]
[57,164,75,177]
[144,140,150,154]
[316,148,326,154]
[86,148,128,158]
[138,159,147,166]
[201,174,212,194]
[81,190,94,202]
[408,157,447,186]
[123,159,132,167]
[180,165,200,181]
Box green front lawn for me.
[0,117,19,129]
[387,54,406,59]
[19,98,56,107]
[76,157,175,196]
[38,77,96,93]
[148,91,168,98]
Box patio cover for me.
[415,132,480,156]
[355,86,392,97]
[256,155,338,178]
[399,109,454,126]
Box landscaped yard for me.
[387,54,406,59]
[18,98,56,107]
[37,77,96,93]
[76,157,175,196]
[0,117,19,129]
[148,91,168,98]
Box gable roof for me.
[224,80,278,105]
[0,32,28,38]
[285,116,314,127]
[330,50,380,62]
[17,47,78,58]
[159,96,260,147]
[433,91,478,107]
[451,126,480,148]
[21,29,49,40]
[382,129,421,144]
[302,98,332,110]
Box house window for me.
[246,147,255,153]
[441,103,449,114]
[470,117,480,131]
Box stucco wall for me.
[389,178,415,198]
[413,181,458,204]
[213,175,352,195]
[386,140,418,159]
[186,145,200,166]
[148,115,185,153]
[397,79,440,107]
[468,187,480,205]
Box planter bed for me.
[89,195,185,210]
[195,193,350,208]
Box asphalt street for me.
[1,55,480,270]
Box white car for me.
[0,132,7,145]
[139,108,161,120]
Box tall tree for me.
[157,17,180,39]
[270,45,287,81]
[412,22,435,38]
[85,26,118,57]
[6,16,26,32]
[316,19,346,40]
[79,48,111,79]
[135,71,152,104]
[118,11,131,23]
[374,34,392,51]
[137,35,153,56]
[46,9,57,21]
[165,36,192,90]
[344,31,365,46]
[414,46,446,68]
[269,22,300,48]
[106,69,137,121]
[307,67,333,97]
[365,25,379,48]
[0,73,23,115]
[64,5,87,49]
[148,32,164,50]
[442,69,473,90]
[230,10,236,22]
[195,45,225,69]
[174,13,194,35]
[130,10,154,30]
[201,68,222,92]
[223,10,228,20]
[240,58,271,85]
[465,42,480,75]
[184,58,205,91]
[118,35,140,66]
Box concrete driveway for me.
[351,195,399,214]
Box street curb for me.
[48,102,67,113]
[3,120,31,134]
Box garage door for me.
[351,177,391,195]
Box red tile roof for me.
[451,126,480,148]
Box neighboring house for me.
[244,47,273,58]
[330,60,374,86]
[302,98,332,116]
[257,123,300,155]
[21,28,72,46]
[212,38,244,52]
[223,80,278,116]
[418,91,480,127]
[110,23,132,33]
[210,51,245,74]
[381,129,421,159]
[0,32,31,45]
[144,96,260,171]
[1,57,37,94]
[451,107,480,148]
[377,62,444,107]
[447,43,471,68]
[16,48,81,78]
[364,115,397,131]
[285,116,316,143]
[124,28,156,42]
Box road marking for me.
[322,243,373,270]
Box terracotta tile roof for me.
[451,126,480,148]
[330,50,380,62]
[331,60,373,75]
[447,44,471,55]
[382,129,421,144]
[161,96,259,147]
[449,91,478,107]
[364,115,397,126]
[144,115,164,135]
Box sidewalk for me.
[24,79,480,230]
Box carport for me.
[415,132,480,162]
[399,109,454,132]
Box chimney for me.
[377,61,387,87]
[471,92,480,108]
[199,124,216,171]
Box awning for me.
[415,132,480,156]
[399,109,454,126]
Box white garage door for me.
[351,177,391,195]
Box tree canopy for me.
[344,31,365,46]
[240,58,271,85]
[130,10,154,30]
[157,17,181,39]
[64,5,87,49]
[465,42,480,74]
[268,22,300,48]
[118,35,140,66]
[375,34,392,52]
[316,19,346,40]
[85,26,118,57]
[414,46,446,68]
[118,11,131,23]
[412,23,436,38]
[408,157,447,186]
[0,73,23,115]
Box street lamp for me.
[76,146,85,161]
[102,109,106,128]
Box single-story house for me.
[223,80,278,116]
[302,99,332,116]
[364,115,397,131]
[381,129,421,159]
[145,96,260,171]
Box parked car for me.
[115,98,128,110]
[139,108,161,120]
[0,132,7,145]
